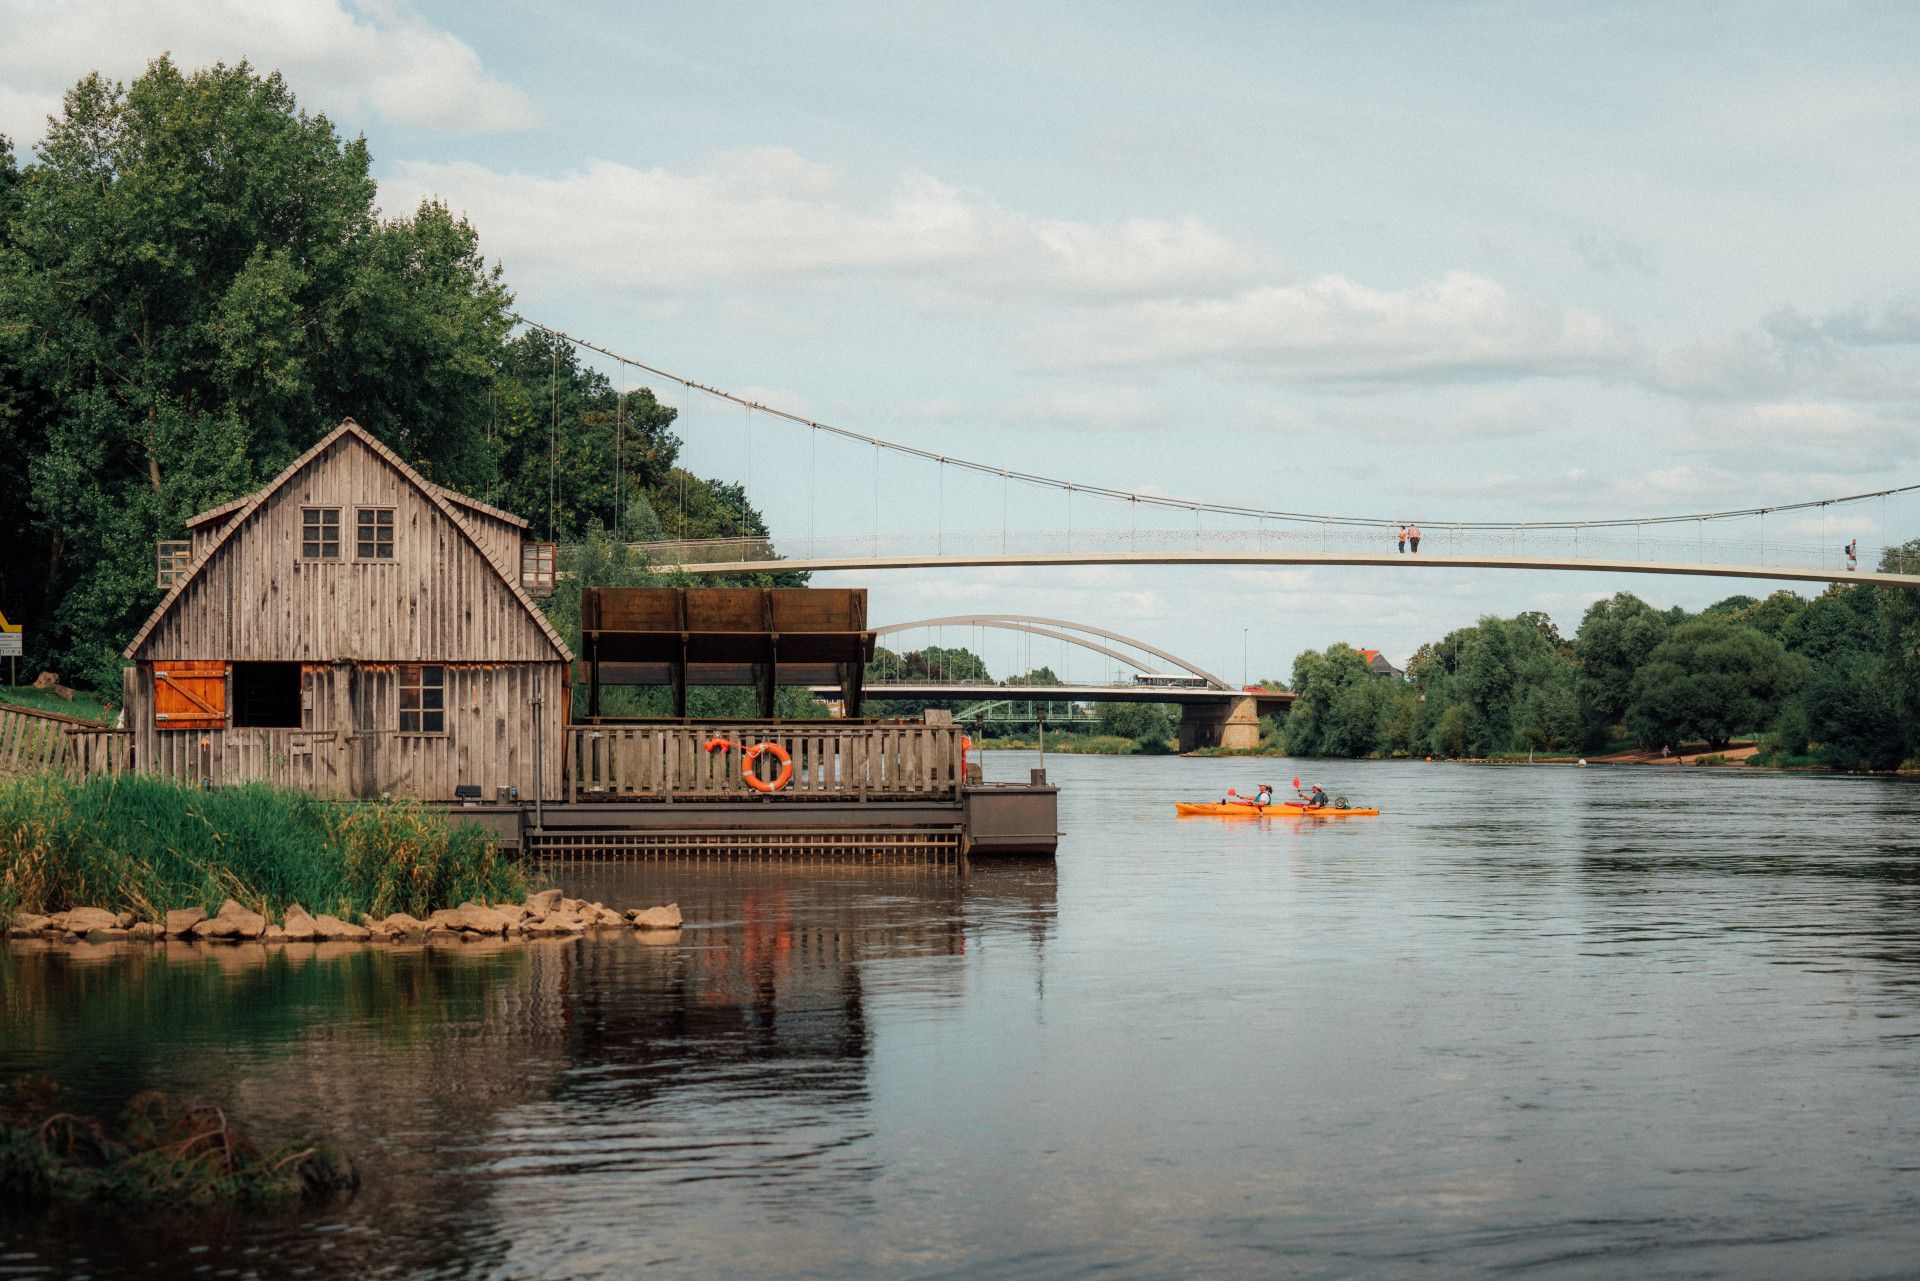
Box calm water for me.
[4,756,1919,1279]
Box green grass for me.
[0,773,524,922]
[0,685,116,725]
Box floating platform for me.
[444,775,1058,865]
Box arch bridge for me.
[842,614,1289,750]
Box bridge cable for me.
[513,315,1920,534]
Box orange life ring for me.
[741,741,793,793]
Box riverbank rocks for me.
[190,899,268,941]
[164,907,207,937]
[59,907,124,934]
[311,914,370,941]
[7,890,688,950]
[627,904,683,930]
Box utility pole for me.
[1242,628,1248,687]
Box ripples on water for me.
[3,757,1918,1279]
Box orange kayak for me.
[1175,802,1380,818]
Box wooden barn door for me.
[347,665,379,798]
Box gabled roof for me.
[430,484,531,529]
[184,493,251,529]
[127,419,572,661]
[186,474,529,533]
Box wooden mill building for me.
[123,419,571,799]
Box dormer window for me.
[301,507,341,559]
[356,507,394,559]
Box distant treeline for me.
[0,58,766,692]
[1283,558,1920,768]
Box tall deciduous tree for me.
[1626,618,1807,751]
[0,59,509,689]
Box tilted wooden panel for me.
[683,588,768,633]
[153,660,227,727]
[769,588,865,632]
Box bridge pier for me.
[1178,695,1262,752]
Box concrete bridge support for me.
[1178,695,1262,752]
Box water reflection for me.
[0,862,1058,1280]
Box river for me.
[3,755,1918,1279]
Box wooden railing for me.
[65,727,134,777]
[567,722,963,801]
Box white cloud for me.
[1017,386,1158,429]
[1649,297,1920,401]
[1042,271,1633,384]
[0,0,537,139]
[383,147,1281,298]
[1678,401,1918,473]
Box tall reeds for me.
[0,774,524,921]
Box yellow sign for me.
[0,607,17,633]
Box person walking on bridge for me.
[1408,523,1422,554]
[1396,524,1408,554]
[1846,538,1858,571]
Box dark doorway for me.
[231,662,302,728]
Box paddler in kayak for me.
[1296,783,1329,809]
[1226,784,1275,807]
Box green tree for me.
[1874,538,1920,746]
[1280,644,1381,757]
[1573,593,1681,749]
[1453,615,1571,754]
[1801,650,1908,770]
[1625,618,1808,750]
[1096,701,1179,749]
[0,59,509,689]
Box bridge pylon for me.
[1177,694,1262,752]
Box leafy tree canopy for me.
[1626,618,1808,750]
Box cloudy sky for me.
[6,1,1917,681]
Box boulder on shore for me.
[59,907,121,934]
[282,905,319,941]
[380,912,427,936]
[7,914,53,937]
[164,906,208,937]
[527,888,564,915]
[190,898,267,941]
[311,914,370,941]
[627,904,683,931]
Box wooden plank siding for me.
[120,423,571,801]
[127,660,565,800]
[137,436,558,663]
[567,723,964,801]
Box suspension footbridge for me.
[525,317,1920,591]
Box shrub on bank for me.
[0,774,523,921]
